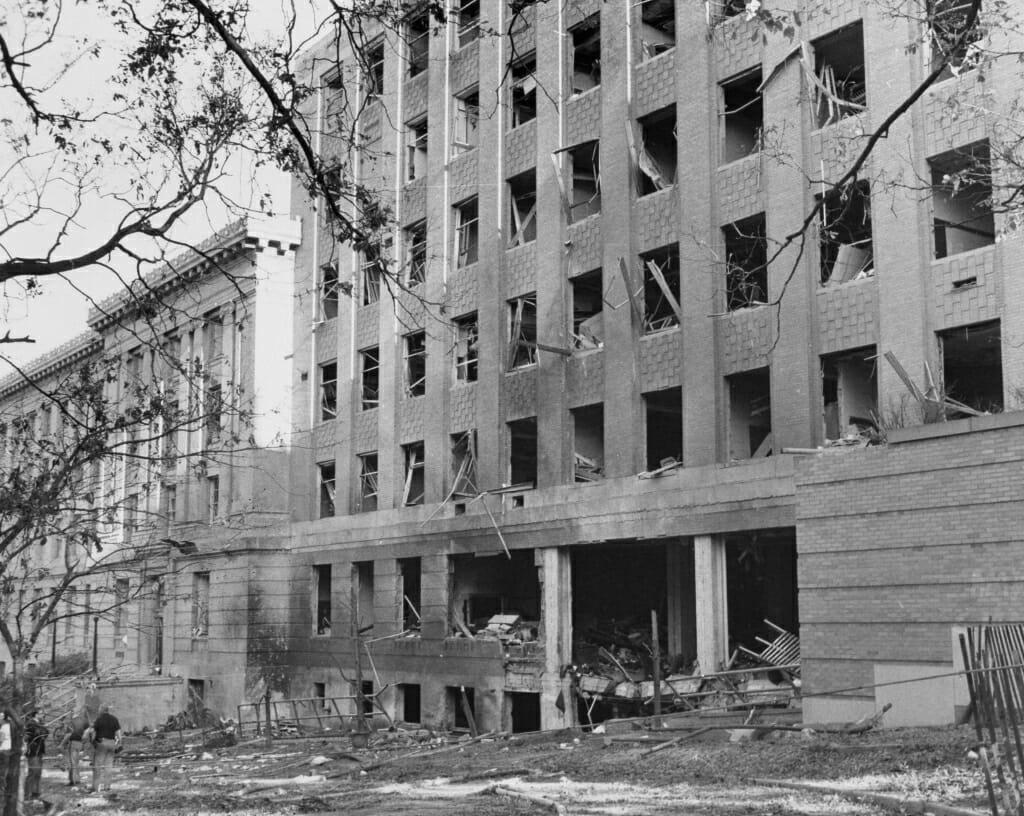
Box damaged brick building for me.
[5,0,1024,732]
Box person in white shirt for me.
[0,708,12,802]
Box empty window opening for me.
[640,0,675,59]
[354,560,375,630]
[360,681,374,715]
[714,0,748,21]
[568,141,601,223]
[401,684,421,724]
[320,262,340,320]
[571,269,604,350]
[940,320,1002,415]
[929,0,984,78]
[314,564,332,635]
[810,23,867,128]
[405,221,427,287]
[508,294,538,369]
[360,347,379,410]
[726,531,799,653]
[451,430,479,497]
[644,387,682,471]
[314,681,327,707]
[570,14,601,95]
[640,244,682,333]
[454,197,479,267]
[573,403,604,482]
[357,453,379,512]
[822,348,878,441]
[204,382,222,446]
[453,89,479,154]
[399,557,422,632]
[403,441,425,506]
[632,105,677,196]
[191,572,210,638]
[508,170,537,247]
[931,142,995,259]
[447,686,477,731]
[406,119,428,182]
[207,475,220,521]
[727,367,772,460]
[450,549,540,636]
[509,54,537,127]
[404,331,427,398]
[454,313,479,383]
[724,213,768,310]
[508,691,541,733]
[407,10,430,76]
[361,250,382,305]
[364,38,385,103]
[819,180,873,285]
[457,0,481,48]
[318,460,336,518]
[508,417,538,487]
[722,69,763,163]
[322,165,342,222]
[188,679,206,709]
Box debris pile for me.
[451,612,540,647]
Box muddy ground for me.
[27,719,988,816]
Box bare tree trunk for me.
[2,660,27,816]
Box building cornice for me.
[0,331,103,400]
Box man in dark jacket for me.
[58,710,89,786]
[23,708,49,799]
[87,705,121,793]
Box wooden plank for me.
[645,259,683,326]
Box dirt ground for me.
[26,720,988,816]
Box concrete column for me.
[665,539,695,661]
[539,547,574,729]
[694,534,728,673]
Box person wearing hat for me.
[23,707,49,800]
[87,704,121,793]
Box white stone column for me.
[694,535,729,674]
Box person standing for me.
[89,705,121,793]
[0,709,12,803]
[58,710,89,786]
[23,708,49,800]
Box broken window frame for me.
[628,106,677,196]
[821,348,878,441]
[320,262,340,320]
[405,221,427,287]
[319,361,338,421]
[508,170,537,247]
[572,403,605,482]
[507,416,538,487]
[404,331,427,398]
[818,180,874,285]
[454,313,480,383]
[639,246,682,334]
[450,430,479,497]
[363,37,385,104]
[570,269,604,350]
[313,564,332,635]
[805,24,867,129]
[640,0,676,59]
[456,0,481,48]
[569,14,601,95]
[508,294,538,370]
[727,368,773,460]
[930,141,995,259]
[928,0,984,78]
[191,571,210,639]
[322,165,342,222]
[204,381,223,446]
[402,441,426,506]
[361,250,382,305]
[407,9,430,77]
[406,118,428,182]
[721,68,763,164]
[454,197,479,268]
[643,386,683,471]
[554,141,601,224]
[357,452,379,512]
[509,53,538,128]
[938,320,1003,416]
[452,88,480,155]
[318,460,336,519]
[360,347,380,411]
[723,213,768,310]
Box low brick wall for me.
[39,677,185,733]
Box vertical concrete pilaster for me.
[694,534,728,673]
[666,539,696,660]
[539,547,574,729]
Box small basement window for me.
[572,403,604,482]
[404,331,427,398]
[363,38,385,103]
[640,0,675,59]
[508,416,538,487]
[405,221,427,287]
[456,0,481,48]
[822,348,877,440]
[360,347,380,410]
[402,442,426,506]
[930,142,995,259]
[939,320,1002,415]
[571,269,604,350]
[454,313,479,383]
[318,460,336,519]
[357,453,379,512]
[819,180,873,285]
[407,10,430,77]
[509,54,537,127]
[570,14,601,95]
[508,170,537,247]
[508,293,538,369]
[406,118,428,182]
[643,386,682,471]
[319,361,338,421]
[452,89,479,155]
[640,244,681,333]
[722,68,763,164]
[929,0,984,78]
[811,23,867,128]
[451,430,479,497]
[633,105,677,195]
[313,564,332,635]
[727,367,772,459]
[724,213,768,310]
[568,141,601,223]
[454,197,479,267]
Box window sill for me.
[506,239,537,251]
[569,85,601,101]
[506,364,538,374]
[568,211,601,227]
[932,244,995,264]
[717,150,762,169]
[638,45,676,64]
[642,323,681,337]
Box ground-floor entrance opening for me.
[507,691,541,733]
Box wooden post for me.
[651,609,662,724]
[263,690,272,747]
[459,687,479,738]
